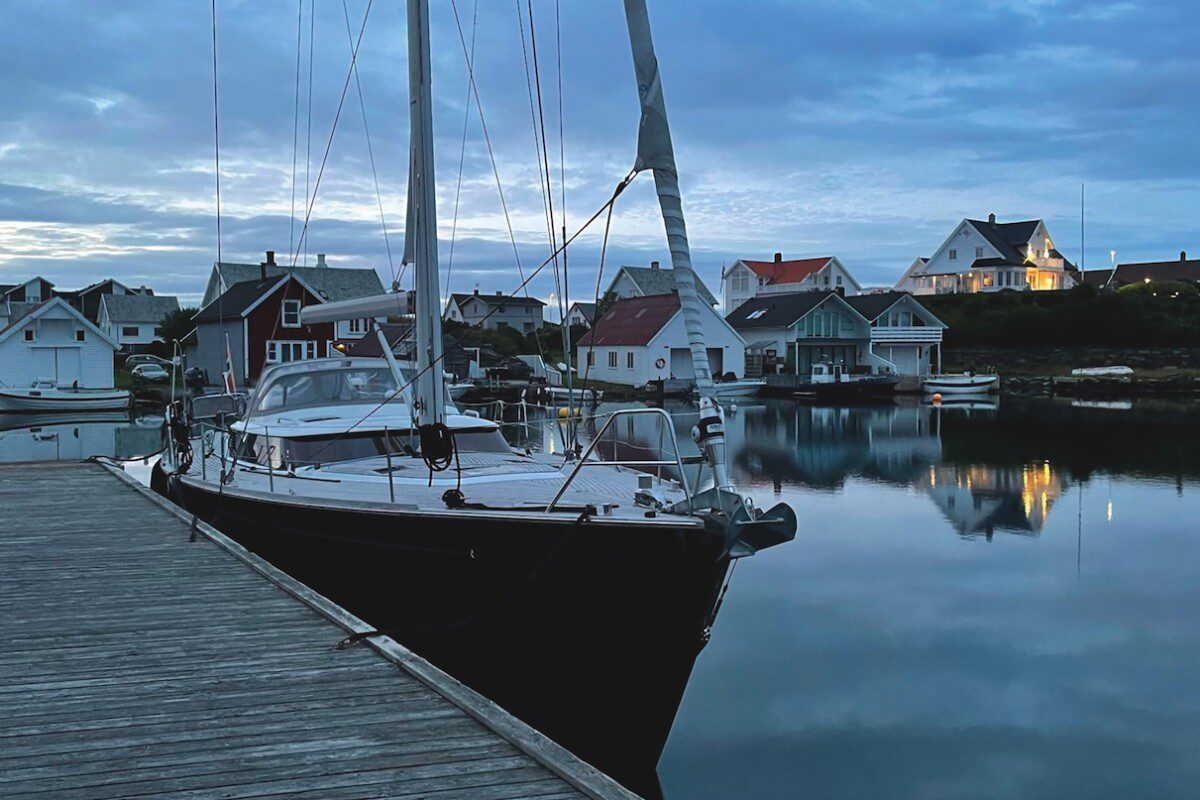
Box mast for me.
[406,0,445,424]
[623,0,732,492]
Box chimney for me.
[988,213,996,225]
[1182,251,1188,262]
[473,287,480,296]
[496,290,503,296]
[774,252,782,264]
[261,250,275,281]
[266,250,276,266]
[650,260,660,269]
[316,253,327,267]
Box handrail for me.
[546,407,692,514]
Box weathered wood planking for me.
[0,462,641,800]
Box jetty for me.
[0,461,640,800]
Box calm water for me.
[87,394,1200,798]
[491,396,1200,798]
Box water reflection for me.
[487,396,1200,798]
[0,411,164,463]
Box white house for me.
[565,301,597,328]
[726,290,945,378]
[897,215,1078,295]
[202,251,386,341]
[722,254,861,315]
[605,262,720,306]
[443,290,545,332]
[0,297,118,388]
[576,293,745,387]
[98,294,181,349]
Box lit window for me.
[949,249,958,261]
[281,299,302,328]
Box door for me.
[669,348,692,379]
[56,348,81,386]
[30,349,56,383]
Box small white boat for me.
[709,379,766,399]
[0,381,131,413]
[1070,366,1133,377]
[923,373,1000,394]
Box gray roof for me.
[725,290,840,329]
[450,292,545,308]
[965,219,1039,265]
[101,293,179,323]
[195,277,287,322]
[216,262,384,302]
[617,266,719,306]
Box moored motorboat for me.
[0,381,131,412]
[794,362,897,401]
[923,372,1000,394]
[709,378,766,399]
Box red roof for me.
[739,257,831,285]
[577,293,680,347]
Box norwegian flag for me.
[222,333,236,394]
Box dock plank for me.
[0,462,639,800]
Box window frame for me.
[626,351,634,369]
[607,351,617,368]
[949,249,958,261]
[121,325,139,338]
[75,330,86,342]
[281,299,302,328]
[24,329,35,342]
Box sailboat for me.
[156,0,794,672]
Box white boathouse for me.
[0,298,119,388]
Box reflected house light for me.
[1107,500,1114,522]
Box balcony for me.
[871,326,943,344]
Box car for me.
[131,363,171,382]
[125,354,172,370]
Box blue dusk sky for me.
[1,1,1196,306]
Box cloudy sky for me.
[1,0,1197,308]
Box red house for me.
[189,270,336,386]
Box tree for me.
[160,307,199,345]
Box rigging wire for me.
[289,0,303,260]
[304,0,315,267]
[294,172,635,467]
[339,0,395,285]
[444,0,479,314]
[288,0,375,269]
[575,192,620,429]
[209,0,223,267]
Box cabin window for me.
[607,351,617,368]
[949,249,958,261]
[122,326,139,337]
[75,330,86,342]
[975,246,984,259]
[281,299,302,328]
[265,340,317,364]
[626,352,634,369]
[24,329,35,342]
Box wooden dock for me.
[0,461,640,800]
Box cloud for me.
[0,0,1197,299]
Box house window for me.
[975,247,984,258]
[24,329,35,342]
[608,351,617,368]
[586,350,595,367]
[626,352,634,369]
[266,340,317,364]
[949,249,957,261]
[281,299,302,328]
[153,326,164,338]
[122,326,139,337]
[982,273,994,287]
[75,330,86,342]
[823,275,830,285]
[836,276,843,286]
[348,318,367,335]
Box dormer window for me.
[281,299,302,327]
